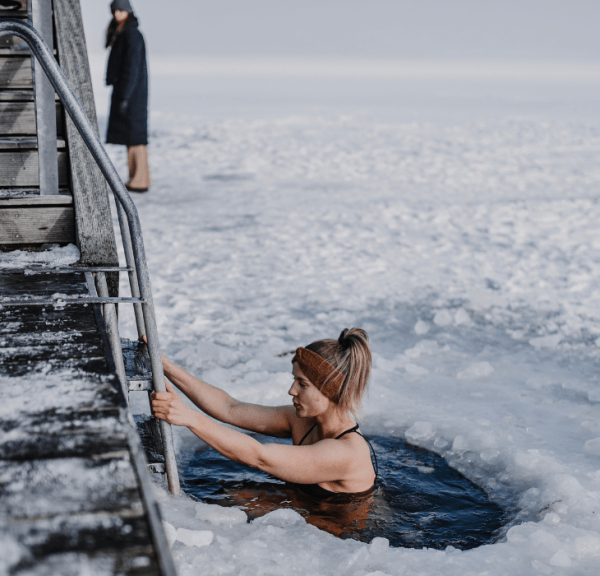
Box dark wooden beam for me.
[53,0,119,295]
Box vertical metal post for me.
[116,200,181,496]
[95,272,128,401]
[29,0,59,195]
[116,199,146,338]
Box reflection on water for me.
[181,435,507,549]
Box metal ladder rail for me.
[0,19,181,497]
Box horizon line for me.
[89,54,600,81]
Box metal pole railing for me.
[0,19,180,496]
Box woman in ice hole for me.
[151,328,378,498]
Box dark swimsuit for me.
[290,423,379,499]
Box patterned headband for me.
[291,347,344,402]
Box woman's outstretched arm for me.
[160,354,294,438]
[152,382,353,484]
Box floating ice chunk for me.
[515,450,563,477]
[530,530,562,557]
[405,363,429,376]
[529,333,562,350]
[338,546,370,572]
[549,550,571,567]
[457,361,494,380]
[404,339,440,359]
[454,308,473,326]
[433,309,453,327]
[195,502,247,525]
[163,521,177,548]
[373,353,397,372]
[543,513,560,526]
[588,389,600,403]
[252,508,306,527]
[369,537,389,556]
[452,435,469,453]
[575,534,600,558]
[434,437,449,449]
[366,572,395,576]
[0,534,24,572]
[525,375,555,390]
[480,449,499,462]
[414,320,430,335]
[175,527,214,547]
[584,437,600,456]
[406,421,435,444]
[418,466,435,474]
[506,525,528,544]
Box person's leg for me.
[127,146,136,184]
[126,145,151,191]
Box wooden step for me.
[0,148,68,186]
[0,193,72,205]
[0,1,26,18]
[0,90,59,102]
[0,56,33,89]
[0,204,75,244]
[0,187,71,200]
[0,136,66,149]
[0,101,63,135]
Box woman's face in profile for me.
[289,363,331,418]
[113,9,128,23]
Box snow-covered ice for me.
[40,65,600,574]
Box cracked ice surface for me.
[102,78,600,575]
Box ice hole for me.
[180,434,509,550]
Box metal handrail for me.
[0,19,181,496]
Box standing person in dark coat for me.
[105,0,151,192]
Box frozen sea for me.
[99,59,600,574]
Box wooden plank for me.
[10,545,159,576]
[0,354,110,377]
[0,90,59,102]
[0,0,26,16]
[0,34,28,48]
[0,136,66,149]
[54,0,120,296]
[0,149,68,186]
[0,456,141,518]
[0,266,168,575]
[0,100,63,136]
[0,187,70,199]
[0,205,75,243]
[0,56,32,89]
[0,194,72,205]
[5,512,154,558]
[0,410,127,460]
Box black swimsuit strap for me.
[335,423,360,439]
[298,423,317,446]
[298,423,378,479]
[361,434,379,479]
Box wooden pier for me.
[0,2,176,574]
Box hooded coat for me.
[105,15,148,146]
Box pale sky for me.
[80,0,599,62]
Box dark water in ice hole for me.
[181,435,507,549]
